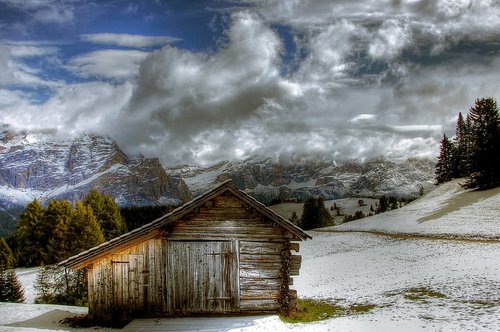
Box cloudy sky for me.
[1,0,500,166]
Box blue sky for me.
[1,0,500,166]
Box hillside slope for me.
[333,179,500,239]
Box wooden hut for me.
[59,180,311,320]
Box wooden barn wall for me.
[170,193,301,313]
[87,238,164,318]
[87,192,302,318]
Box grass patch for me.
[280,298,376,323]
[467,299,500,308]
[348,303,377,313]
[403,287,447,301]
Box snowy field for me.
[333,179,500,239]
[1,180,500,331]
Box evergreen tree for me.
[453,112,471,177]
[435,134,456,185]
[43,199,74,264]
[68,202,105,257]
[34,265,54,303]
[289,210,300,225]
[300,197,332,230]
[35,265,87,305]
[0,238,15,269]
[15,199,45,266]
[465,97,500,189]
[377,196,389,213]
[84,189,126,240]
[0,266,25,303]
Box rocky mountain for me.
[169,156,435,205]
[0,130,191,236]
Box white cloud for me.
[68,49,149,80]
[2,41,58,58]
[81,33,180,48]
[3,1,500,166]
[0,81,134,135]
[1,0,76,26]
[32,6,74,25]
[368,18,412,61]
[107,11,289,164]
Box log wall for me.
[87,192,302,319]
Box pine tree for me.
[435,134,456,185]
[68,201,105,257]
[465,97,500,189]
[15,199,45,266]
[0,238,15,269]
[0,266,25,303]
[454,112,470,177]
[289,211,300,225]
[44,199,74,264]
[34,265,53,303]
[377,196,389,213]
[300,197,332,230]
[84,189,126,240]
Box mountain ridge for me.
[0,130,192,236]
[168,155,436,205]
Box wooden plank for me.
[240,267,283,279]
[239,254,282,263]
[241,289,281,300]
[177,219,266,227]
[290,255,302,276]
[232,240,240,311]
[239,241,286,255]
[239,299,280,311]
[240,277,282,290]
[240,261,282,270]
[172,226,282,236]
[289,242,300,252]
[167,232,285,241]
[211,197,244,208]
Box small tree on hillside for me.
[300,197,332,230]
[435,134,456,185]
[453,112,471,177]
[465,97,500,189]
[289,211,300,225]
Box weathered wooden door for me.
[165,240,239,313]
[111,254,145,312]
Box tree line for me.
[0,190,176,305]
[1,189,125,268]
[436,97,500,189]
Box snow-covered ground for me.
[332,179,500,239]
[1,180,499,331]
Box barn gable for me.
[59,180,311,318]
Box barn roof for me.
[59,180,311,269]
